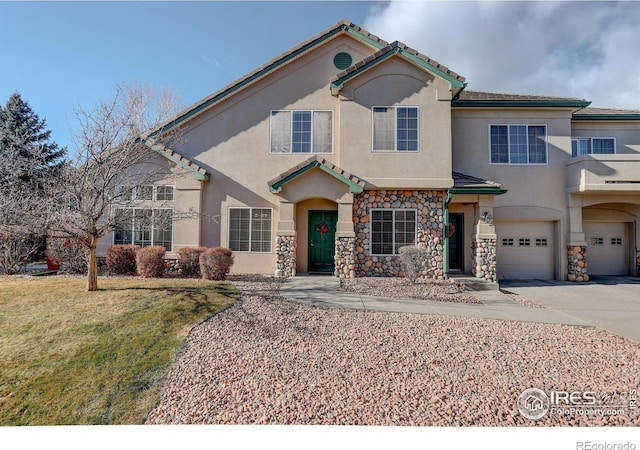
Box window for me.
[229,208,272,252]
[518,238,531,247]
[501,238,514,247]
[370,209,416,255]
[611,237,623,246]
[490,125,547,164]
[115,185,174,201]
[114,208,173,251]
[155,186,174,201]
[591,237,604,245]
[571,138,615,157]
[535,238,548,247]
[372,106,419,151]
[270,110,332,153]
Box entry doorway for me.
[449,213,464,271]
[308,211,337,273]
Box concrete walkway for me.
[280,275,589,326]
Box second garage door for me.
[496,221,555,280]
[583,222,630,275]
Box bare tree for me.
[0,141,49,274]
[42,84,185,291]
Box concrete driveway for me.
[500,276,640,343]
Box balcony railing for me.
[566,154,640,193]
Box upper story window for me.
[571,137,615,157]
[372,106,419,152]
[490,125,547,164]
[270,110,332,154]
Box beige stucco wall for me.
[571,121,640,154]
[338,57,453,188]
[158,31,458,273]
[451,108,576,279]
[96,155,204,259]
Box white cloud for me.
[363,1,640,109]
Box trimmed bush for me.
[199,247,234,281]
[177,246,207,277]
[399,245,430,284]
[136,246,166,278]
[106,245,138,275]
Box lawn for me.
[0,276,238,425]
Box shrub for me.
[0,230,43,275]
[46,238,88,274]
[106,245,138,275]
[177,246,207,277]
[199,247,234,281]
[136,246,166,278]
[399,245,430,284]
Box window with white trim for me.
[490,125,547,164]
[501,238,515,247]
[115,185,175,201]
[370,209,416,255]
[571,138,615,157]
[114,208,173,251]
[270,110,332,153]
[372,106,419,151]
[228,208,272,252]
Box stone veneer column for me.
[352,190,445,278]
[567,245,588,282]
[334,237,356,280]
[275,235,296,278]
[471,238,497,282]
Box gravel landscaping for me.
[340,277,481,304]
[147,275,639,426]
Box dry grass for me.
[0,276,238,425]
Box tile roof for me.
[331,41,466,85]
[457,90,587,102]
[268,156,366,193]
[574,106,640,115]
[143,138,210,180]
[452,171,503,189]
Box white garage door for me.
[584,222,629,275]
[496,221,554,280]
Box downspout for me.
[443,190,453,280]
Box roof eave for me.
[572,114,640,121]
[449,187,508,195]
[452,100,591,108]
[149,22,390,139]
[331,45,465,96]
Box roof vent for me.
[333,52,352,70]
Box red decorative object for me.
[316,222,329,240]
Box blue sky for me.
[1,1,639,151]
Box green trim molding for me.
[331,43,466,95]
[269,159,364,194]
[453,100,591,108]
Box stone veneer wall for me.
[471,238,497,282]
[567,245,589,282]
[334,237,356,279]
[275,235,296,277]
[352,190,445,278]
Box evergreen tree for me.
[0,92,66,185]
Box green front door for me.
[308,211,337,273]
[449,213,464,271]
